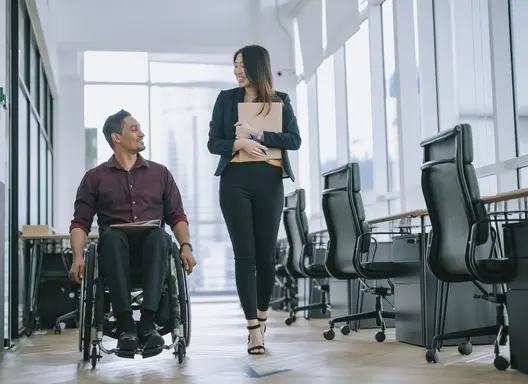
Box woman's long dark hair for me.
[234,45,282,116]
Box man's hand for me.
[181,246,197,274]
[69,257,85,284]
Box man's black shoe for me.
[116,331,140,357]
[139,328,165,349]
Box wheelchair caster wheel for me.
[91,346,99,369]
[457,341,472,356]
[174,340,186,364]
[25,328,33,337]
[54,327,61,335]
[340,325,350,336]
[493,355,510,371]
[375,331,386,343]
[425,349,439,363]
[323,329,335,340]
[285,316,295,326]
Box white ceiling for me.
[49,0,302,55]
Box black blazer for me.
[207,87,301,182]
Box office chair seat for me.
[361,261,407,278]
[275,264,288,277]
[476,259,515,280]
[305,263,329,278]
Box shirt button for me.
[133,216,138,221]
[130,185,133,188]
[132,201,136,204]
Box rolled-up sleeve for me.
[70,171,98,234]
[162,167,188,228]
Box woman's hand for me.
[237,138,268,159]
[235,122,259,140]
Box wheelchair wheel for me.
[172,244,191,348]
[82,243,97,362]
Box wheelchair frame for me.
[78,241,191,368]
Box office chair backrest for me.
[282,189,309,277]
[420,124,490,282]
[322,163,370,279]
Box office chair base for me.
[426,301,510,371]
[323,291,394,342]
[285,301,331,326]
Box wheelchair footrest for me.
[115,349,136,359]
[142,347,163,359]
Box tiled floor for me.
[0,298,526,383]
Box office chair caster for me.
[493,355,510,371]
[375,331,385,342]
[340,325,350,336]
[284,315,296,326]
[323,329,335,340]
[425,348,439,363]
[457,341,472,356]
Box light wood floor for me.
[0,297,526,383]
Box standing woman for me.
[207,45,301,355]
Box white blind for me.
[296,0,323,79]
[325,0,361,57]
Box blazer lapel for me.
[233,87,245,124]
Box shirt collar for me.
[104,154,150,170]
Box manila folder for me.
[238,102,282,161]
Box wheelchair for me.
[78,240,191,368]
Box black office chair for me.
[321,163,406,341]
[269,239,298,312]
[282,189,331,325]
[420,124,516,370]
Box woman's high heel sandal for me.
[258,317,267,344]
[247,324,265,355]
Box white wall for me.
[53,51,84,233]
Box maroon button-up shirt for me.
[70,154,188,236]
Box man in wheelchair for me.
[69,109,196,355]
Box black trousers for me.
[97,227,171,316]
[219,162,284,320]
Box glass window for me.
[39,134,47,223]
[18,89,28,227]
[39,62,46,119]
[293,19,304,76]
[30,36,39,107]
[47,90,53,140]
[434,0,495,167]
[84,51,149,83]
[345,20,374,193]
[296,81,312,218]
[317,55,337,175]
[478,175,497,196]
[29,113,39,225]
[84,85,149,164]
[18,9,28,84]
[149,85,235,294]
[510,0,528,156]
[149,62,234,84]
[47,150,53,225]
[382,0,400,192]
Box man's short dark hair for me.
[102,109,131,148]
